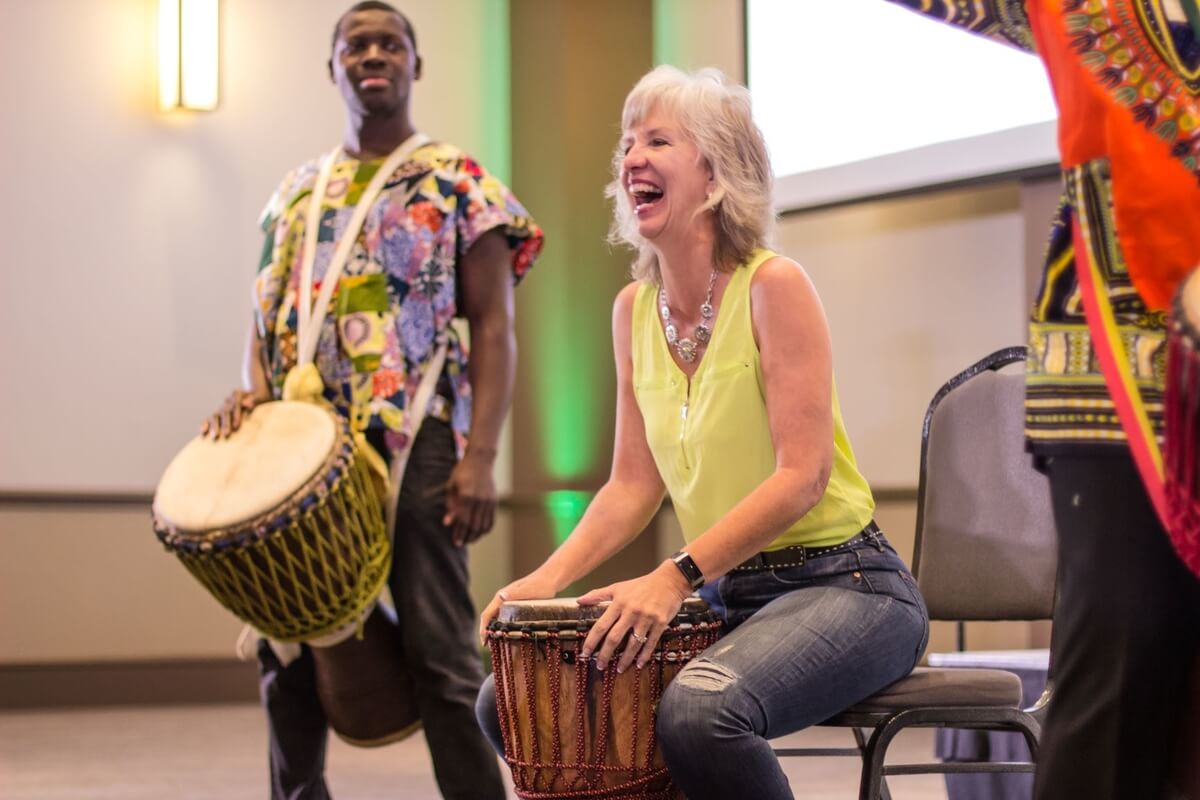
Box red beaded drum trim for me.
[488,611,721,799]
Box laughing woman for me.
[476,65,929,799]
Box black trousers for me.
[256,418,505,800]
[1035,451,1200,800]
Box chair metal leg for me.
[852,727,892,800]
[858,719,906,800]
[789,705,1041,798]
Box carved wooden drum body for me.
[488,597,721,799]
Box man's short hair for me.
[331,2,418,55]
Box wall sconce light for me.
[158,0,219,111]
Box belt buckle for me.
[772,546,805,569]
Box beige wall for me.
[777,183,1031,489]
[0,0,511,664]
[2,0,1051,670]
[0,0,510,494]
[0,502,513,663]
[654,0,744,78]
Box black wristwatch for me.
[670,551,705,590]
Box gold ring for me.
[631,632,649,644]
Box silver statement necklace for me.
[659,270,718,363]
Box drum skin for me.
[154,401,337,534]
[488,598,720,799]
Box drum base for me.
[333,719,423,749]
[509,773,681,800]
[313,605,422,748]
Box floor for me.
[0,703,950,799]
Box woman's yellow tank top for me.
[631,249,875,549]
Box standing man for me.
[207,3,542,797]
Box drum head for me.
[154,401,338,533]
[496,597,714,628]
[497,598,597,625]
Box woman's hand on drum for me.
[577,561,692,674]
[479,572,560,646]
[201,389,268,439]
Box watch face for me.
[672,552,704,589]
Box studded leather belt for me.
[732,521,883,572]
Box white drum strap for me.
[295,132,431,368]
[384,336,449,535]
[253,131,461,665]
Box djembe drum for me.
[152,400,419,746]
[1164,270,1200,576]
[488,597,721,799]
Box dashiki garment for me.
[253,141,543,459]
[887,0,1200,571]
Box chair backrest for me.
[912,347,1057,622]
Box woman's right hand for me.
[201,389,268,440]
[478,572,560,646]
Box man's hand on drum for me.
[201,389,269,440]
[578,562,693,674]
[443,450,497,547]
[478,572,560,646]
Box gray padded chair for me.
[774,346,1057,799]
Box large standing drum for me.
[152,400,418,746]
[488,598,721,799]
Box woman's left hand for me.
[578,561,693,673]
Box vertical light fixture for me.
[158,0,219,111]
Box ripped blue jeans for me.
[475,533,928,799]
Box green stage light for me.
[544,490,592,546]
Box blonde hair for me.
[606,65,775,284]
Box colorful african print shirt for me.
[887,0,1200,456]
[253,141,543,457]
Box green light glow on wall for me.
[535,264,603,480]
[652,0,682,66]
[544,490,592,546]
[480,0,511,184]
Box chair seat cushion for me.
[844,666,1023,713]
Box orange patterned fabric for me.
[1030,0,1200,311]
